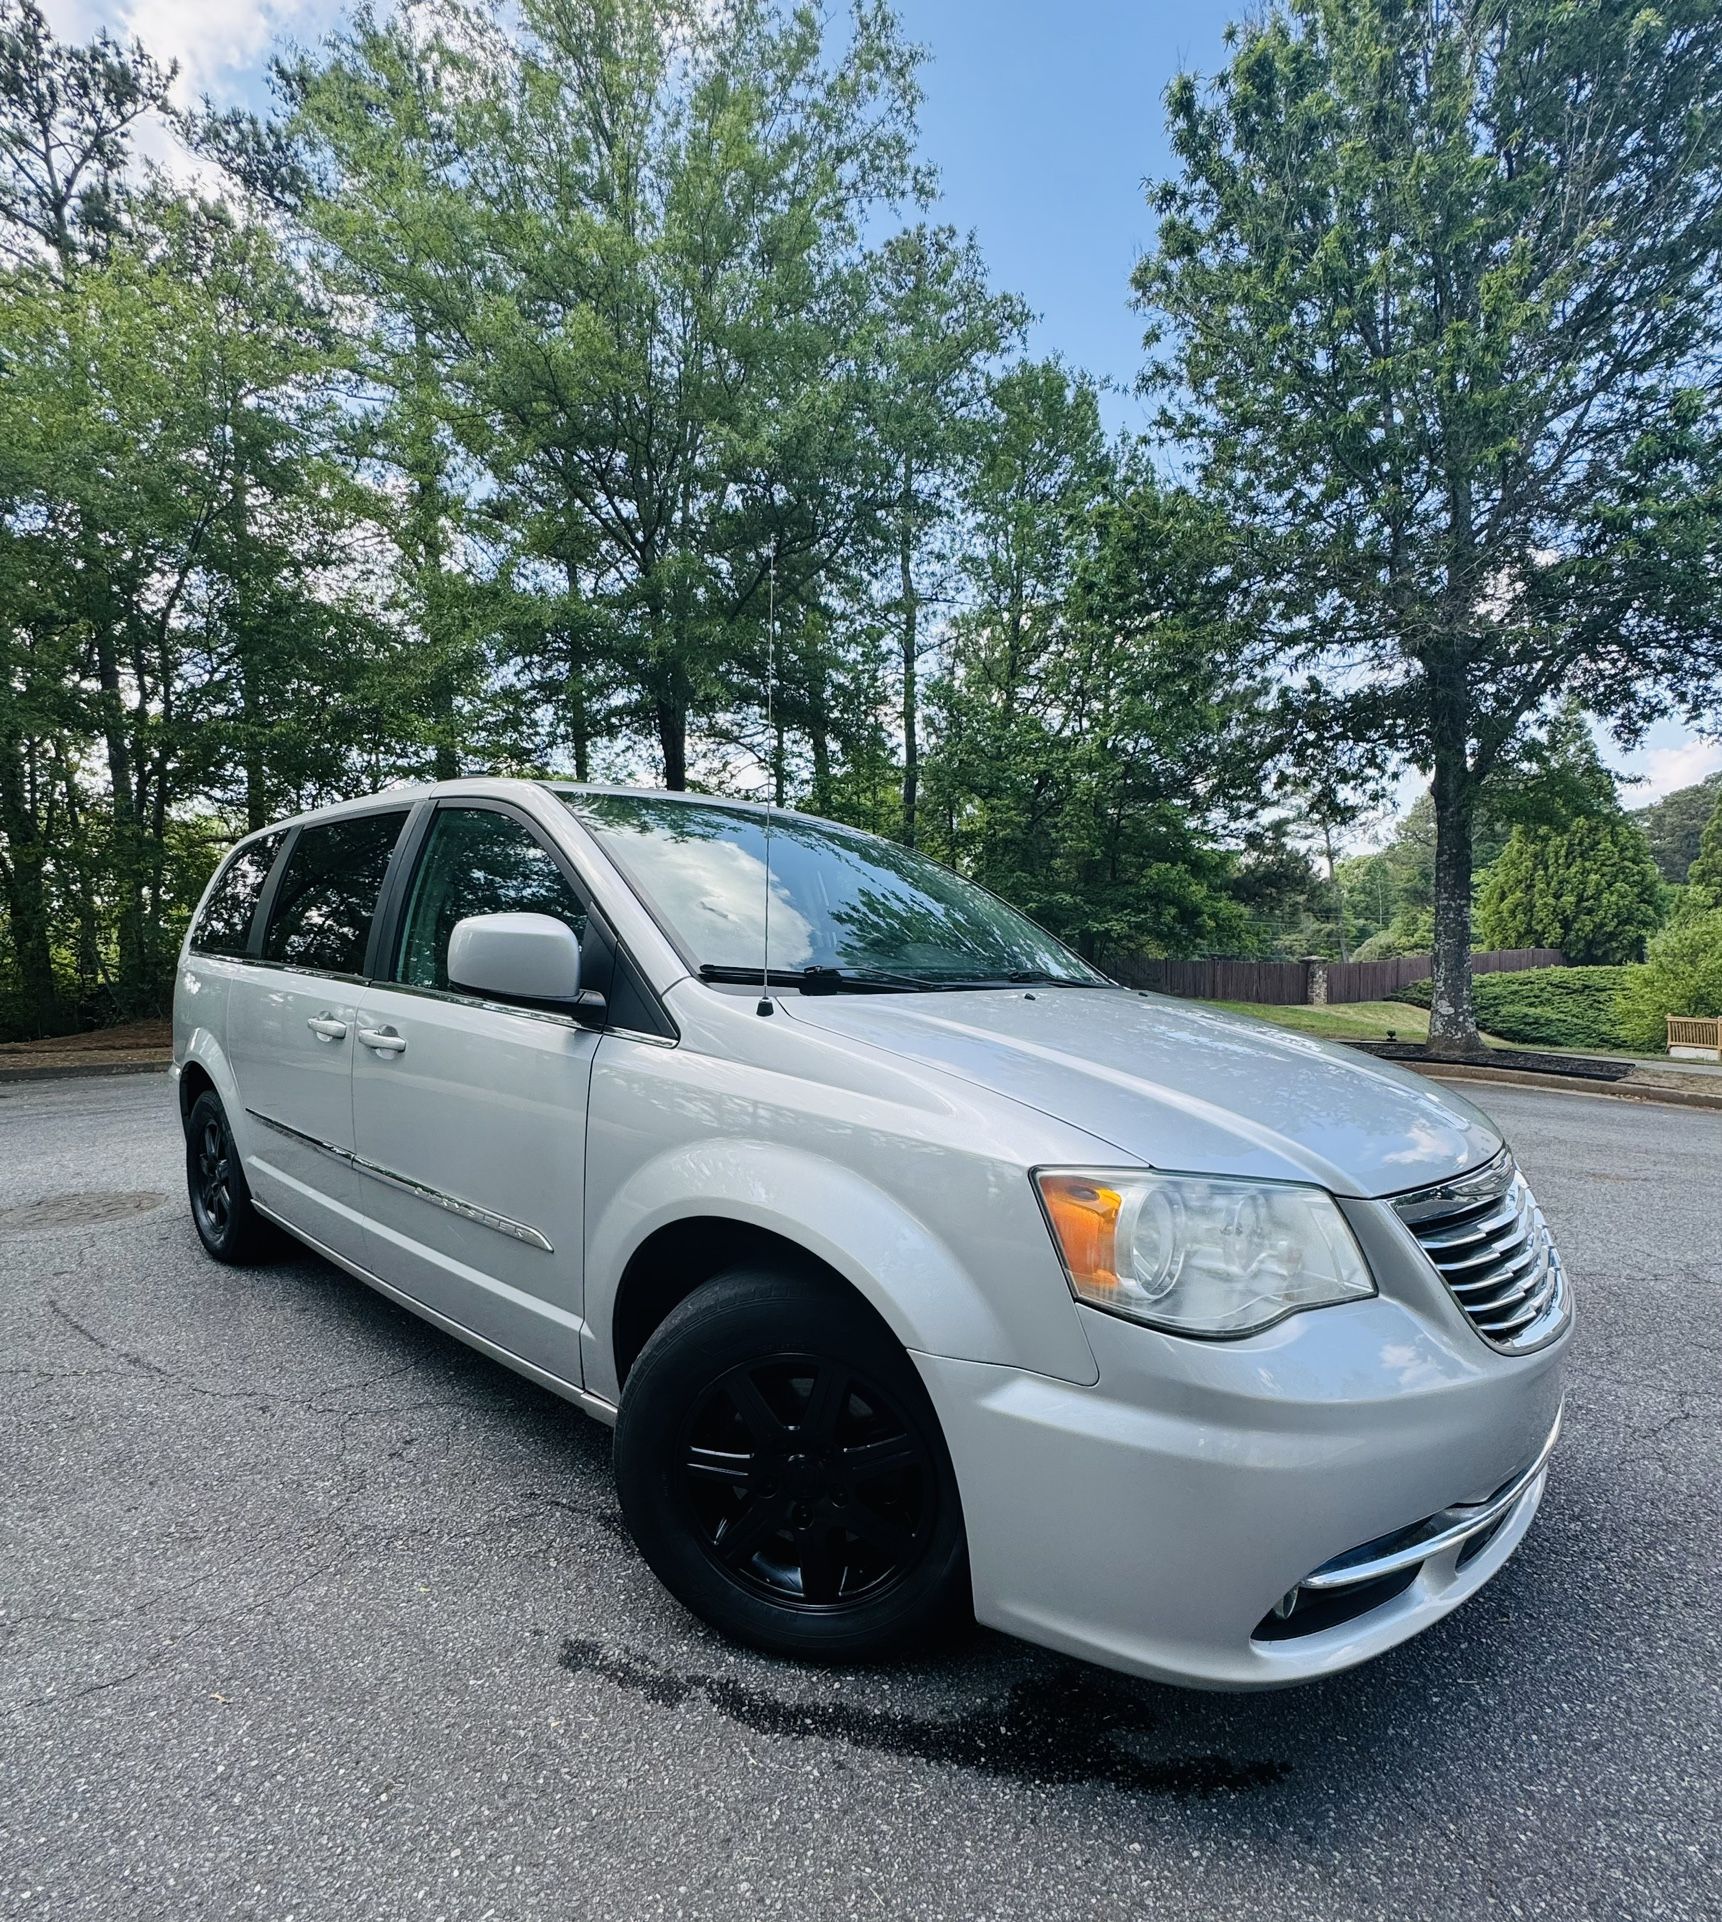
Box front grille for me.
[1392,1152,1569,1355]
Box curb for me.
[1418,1059,1722,1113]
[0,1059,170,1084]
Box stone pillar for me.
[1303,957,1329,1006]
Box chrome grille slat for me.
[1392,1153,1570,1356]
[1443,1225,1534,1275]
[1448,1241,1540,1295]
[1417,1194,1523,1252]
[1462,1256,1547,1320]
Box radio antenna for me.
[757,549,776,1017]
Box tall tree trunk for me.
[1428,717,1478,1053]
[656,699,686,790]
[1323,821,1350,963]
[0,751,60,1034]
[562,554,589,782]
[407,323,458,782]
[232,474,269,831]
[898,454,918,848]
[91,624,149,1016]
[810,719,831,816]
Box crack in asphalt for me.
[557,1638,1291,1798]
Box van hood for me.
[780,987,1502,1198]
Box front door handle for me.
[307,1013,348,1041]
[357,1025,407,1055]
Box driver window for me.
[396,807,588,993]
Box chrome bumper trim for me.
[1300,1404,1563,1593]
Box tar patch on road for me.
[0,1189,167,1232]
[559,1637,1289,1797]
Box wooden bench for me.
[1667,1015,1722,1061]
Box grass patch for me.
[1201,999,1432,1042]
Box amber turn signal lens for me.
[1036,1173,1123,1293]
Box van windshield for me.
[554,791,1108,989]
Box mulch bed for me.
[0,1020,171,1078]
[1350,1040,1635,1082]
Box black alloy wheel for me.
[192,1110,233,1242]
[615,1268,970,1661]
[184,1089,274,1264]
[678,1354,933,1609]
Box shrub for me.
[1391,966,1634,1050]
[1615,910,1722,1052]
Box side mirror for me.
[446,912,602,1022]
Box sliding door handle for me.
[357,1025,407,1055]
[306,1013,348,1041]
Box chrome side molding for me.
[245,1108,552,1253]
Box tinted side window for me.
[191,832,283,956]
[262,813,408,975]
[396,807,587,993]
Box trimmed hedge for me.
[1391,965,1634,1051]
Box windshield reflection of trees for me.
[561,794,1094,980]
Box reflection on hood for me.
[782,988,1501,1199]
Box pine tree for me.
[1478,816,1663,964]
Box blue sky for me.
[896,0,1238,436]
[39,0,1722,813]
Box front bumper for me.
[914,1284,1567,1689]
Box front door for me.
[349,801,598,1384]
[228,808,411,1264]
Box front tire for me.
[614,1269,970,1662]
[185,1090,275,1265]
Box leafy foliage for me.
[1476,816,1662,963]
[1633,774,1722,885]
[1135,0,1722,1043]
[1687,783,1722,900]
[1395,966,1634,1052]
[1615,911,1722,1051]
[7,0,1722,1040]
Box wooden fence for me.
[1112,948,1566,1007]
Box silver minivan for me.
[173,778,1570,1687]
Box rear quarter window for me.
[262,812,409,976]
[190,833,284,957]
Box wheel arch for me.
[177,1057,217,1123]
[583,1140,1086,1406]
[610,1218,898,1392]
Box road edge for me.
[1420,1059,1722,1112]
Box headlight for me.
[1034,1168,1375,1338]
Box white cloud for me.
[40,1,348,106]
[1611,735,1722,806]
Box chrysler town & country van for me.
[172,779,1570,1687]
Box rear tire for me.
[185,1090,275,1265]
[614,1268,970,1662]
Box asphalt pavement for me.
[2,1074,1719,1922]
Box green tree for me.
[1476,708,1663,960]
[1476,816,1663,962]
[928,368,1266,962]
[1136,0,1722,1048]
[0,0,177,1029]
[1615,907,1722,1051]
[867,227,1024,844]
[1634,773,1722,885]
[1687,783,1722,901]
[286,0,934,794]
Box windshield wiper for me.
[697,964,931,994]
